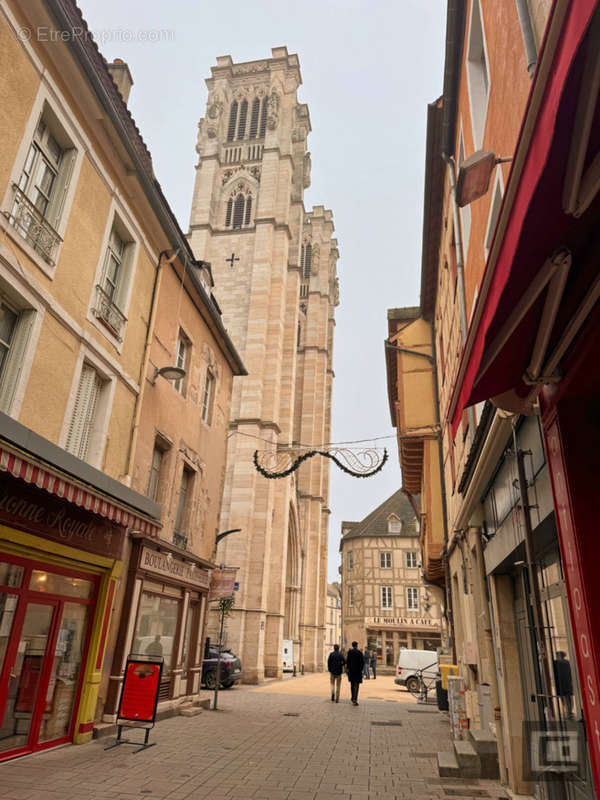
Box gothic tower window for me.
[227,101,238,142]
[249,97,260,138]
[301,243,312,279]
[237,99,248,140]
[244,196,252,226]
[225,197,233,227]
[259,96,268,138]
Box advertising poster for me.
[117,658,163,723]
[209,567,238,600]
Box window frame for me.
[406,586,419,611]
[466,0,491,150]
[347,551,354,571]
[348,586,354,607]
[380,552,392,569]
[381,586,393,610]
[405,551,418,569]
[174,330,191,395]
[201,368,215,425]
[387,517,401,533]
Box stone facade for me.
[325,583,341,651]
[188,48,339,682]
[340,491,443,667]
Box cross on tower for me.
[225,252,239,268]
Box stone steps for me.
[437,727,499,779]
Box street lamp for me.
[456,150,512,207]
[152,365,186,384]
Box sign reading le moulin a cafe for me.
[140,546,210,590]
[365,616,441,630]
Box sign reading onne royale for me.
[365,616,441,629]
[140,546,210,590]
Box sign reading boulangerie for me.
[209,567,238,599]
[139,546,210,590]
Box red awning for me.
[0,444,160,538]
[450,0,600,436]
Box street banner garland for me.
[253,447,388,479]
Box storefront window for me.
[29,571,93,599]
[181,604,194,669]
[133,593,180,671]
[0,593,19,675]
[0,562,24,587]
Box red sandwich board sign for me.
[105,655,163,753]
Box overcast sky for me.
[79,0,447,583]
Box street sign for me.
[209,566,238,599]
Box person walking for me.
[327,644,345,702]
[362,646,370,679]
[346,641,364,705]
[370,649,377,680]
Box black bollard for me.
[301,664,305,675]
[293,664,296,677]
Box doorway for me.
[0,557,96,760]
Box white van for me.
[395,648,439,693]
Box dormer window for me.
[388,517,401,533]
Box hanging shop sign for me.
[117,657,163,723]
[139,546,210,590]
[365,616,441,630]
[0,474,123,559]
[209,567,238,599]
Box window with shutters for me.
[232,194,245,229]
[65,363,105,463]
[300,243,312,279]
[173,466,194,549]
[381,586,393,609]
[225,190,253,230]
[9,108,77,266]
[227,101,238,142]
[0,294,35,415]
[406,586,419,611]
[92,220,134,341]
[174,331,190,395]
[380,552,392,569]
[201,369,215,424]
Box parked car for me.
[394,648,439,694]
[201,647,242,689]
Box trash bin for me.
[436,679,449,711]
[439,663,458,690]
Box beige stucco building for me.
[325,583,341,651]
[340,491,443,667]
[0,0,243,758]
[188,48,339,682]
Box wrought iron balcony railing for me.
[6,184,62,265]
[173,532,188,550]
[92,284,127,341]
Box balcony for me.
[92,284,127,341]
[6,184,62,265]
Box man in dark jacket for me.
[346,641,364,705]
[327,644,346,702]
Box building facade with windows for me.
[0,0,243,759]
[325,582,341,651]
[384,1,598,796]
[189,49,339,681]
[339,491,443,667]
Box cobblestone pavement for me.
[0,675,507,800]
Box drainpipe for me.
[515,0,538,78]
[442,153,477,438]
[123,250,169,484]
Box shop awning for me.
[0,442,160,538]
[450,0,600,435]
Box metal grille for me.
[92,284,126,340]
[7,184,62,264]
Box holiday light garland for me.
[253,448,388,479]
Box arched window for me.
[237,99,248,140]
[232,194,245,229]
[227,101,238,142]
[259,96,268,138]
[303,243,312,279]
[244,196,252,226]
[225,197,233,227]
[249,97,260,139]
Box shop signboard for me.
[209,567,238,599]
[139,547,210,590]
[117,657,163,724]
[365,616,441,630]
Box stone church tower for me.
[188,47,339,681]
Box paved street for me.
[0,675,506,800]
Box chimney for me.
[107,59,133,104]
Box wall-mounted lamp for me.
[152,365,186,385]
[456,150,512,207]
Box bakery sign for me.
[139,547,210,590]
[365,616,441,630]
